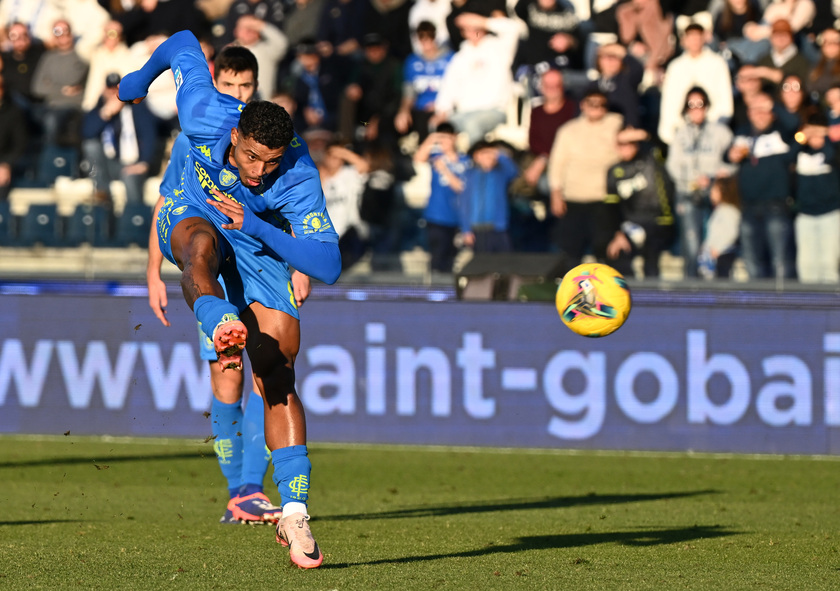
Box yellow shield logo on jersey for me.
[220,169,237,187]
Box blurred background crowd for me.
[1,0,840,283]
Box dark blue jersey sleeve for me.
[120,30,242,149]
[240,207,341,284]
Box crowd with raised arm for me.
[3,0,840,282]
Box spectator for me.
[658,22,733,146]
[726,92,796,279]
[0,0,60,47]
[82,21,133,112]
[221,0,287,48]
[408,0,452,53]
[547,89,623,265]
[31,20,88,149]
[358,142,400,269]
[232,14,288,98]
[713,0,764,66]
[364,0,413,61]
[117,0,208,47]
[775,73,813,135]
[826,83,840,142]
[522,68,578,196]
[750,19,813,90]
[0,73,27,201]
[344,32,403,148]
[285,39,345,133]
[317,140,369,269]
[316,0,367,60]
[698,176,742,280]
[605,127,675,278]
[793,113,840,283]
[282,0,328,51]
[512,0,586,98]
[458,140,519,253]
[615,0,674,88]
[81,73,157,206]
[445,0,507,51]
[665,86,735,278]
[432,12,520,147]
[731,62,770,131]
[413,122,469,272]
[588,42,643,128]
[742,0,816,46]
[1,22,45,113]
[394,21,453,143]
[807,28,840,101]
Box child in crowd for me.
[793,113,840,283]
[413,122,469,272]
[459,140,519,253]
[698,176,741,280]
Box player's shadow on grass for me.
[0,519,84,526]
[0,452,214,469]
[318,490,718,521]
[322,525,739,568]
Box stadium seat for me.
[0,201,15,245]
[36,146,79,187]
[63,203,112,247]
[112,203,152,247]
[17,203,63,247]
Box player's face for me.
[215,69,257,103]
[229,128,286,187]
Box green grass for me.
[1,436,839,590]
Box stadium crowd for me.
[1,0,840,283]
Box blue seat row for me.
[0,202,153,248]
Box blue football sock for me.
[194,295,240,342]
[241,390,269,493]
[271,445,311,507]
[211,398,244,494]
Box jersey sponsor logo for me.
[194,162,241,204]
[174,67,183,90]
[220,169,238,187]
[301,212,331,234]
[172,205,189,215]
[195,145,212,158]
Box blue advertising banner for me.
[2,284,840,454]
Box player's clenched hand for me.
[147,275,170,327]
[292,271,311,307]
[207,189,245,230]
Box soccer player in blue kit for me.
[146,46,311,526]
[121,30,340,569]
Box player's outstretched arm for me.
[206,191,341,285]
[119,31,202,103]
[146,194,170,327]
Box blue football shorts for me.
[157,197,300,321]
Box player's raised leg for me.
[243,302,323,569]
[169,216,247,371]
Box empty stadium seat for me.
[112,203,152,247]
[64,204,112,247]
[17,204,62,247]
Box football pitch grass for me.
[1,436,839,590]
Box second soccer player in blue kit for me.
[122,30,340,569]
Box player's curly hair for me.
[238,101,295,149]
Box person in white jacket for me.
[431,12,520,147]
[658,22,733,146]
